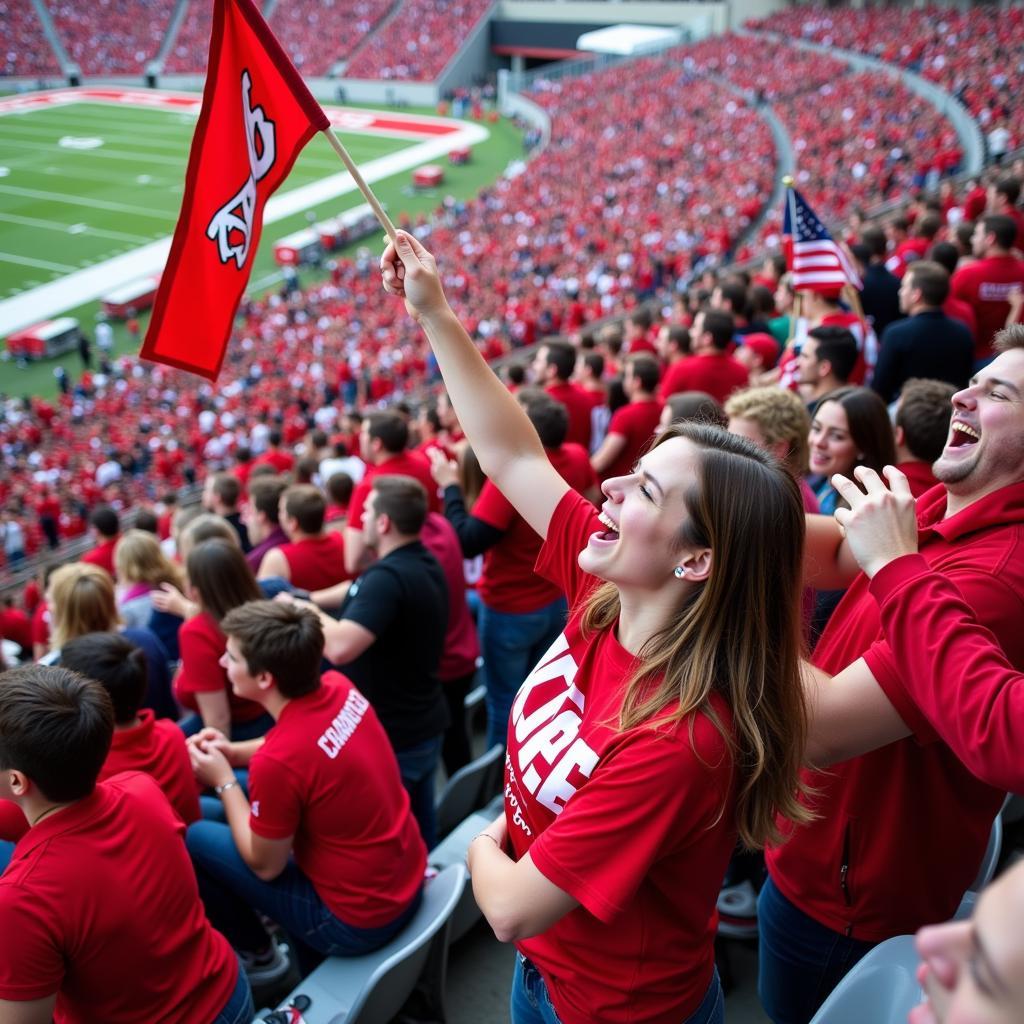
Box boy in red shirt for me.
[0,665,250,1023]
[186,600,425,980]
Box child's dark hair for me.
[0,665,114,802]
[61,633,148,726]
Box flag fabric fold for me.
[782,186,863,293]
[140,0,328,380]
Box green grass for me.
[0,100,526,398]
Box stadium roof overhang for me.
[575,24,683,56]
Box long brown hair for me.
[580,422,811,849]
[48,562,120,649]
[186,539,261,624]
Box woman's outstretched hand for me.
[832,465,918,578]
[380,230,449,321]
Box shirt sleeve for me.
[248,750,302,841]
[341,564,401,638]
[175,619,227,695]
[0,892,64,1000]
[471,480,519,532]
[533,489,603,607]
[865,554,1024,792]
[527,726,729,924]
[347,476,372,531]
[442,485,506,557]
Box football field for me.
[0,88,507,355]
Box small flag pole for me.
[323,126,398,243]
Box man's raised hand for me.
[832,465,918,579]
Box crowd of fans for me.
[163,0,214,74]
[1,0,60,76]
[344,0,493,80]
[750,5,1023,150]
[48,0,172,75]
[267,0,396,76]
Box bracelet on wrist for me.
[214,779,238,796]
[472,832,501,849]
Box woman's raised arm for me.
[381,231,570,540]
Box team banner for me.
[140,0,328,380]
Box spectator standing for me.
[81,505,120,578]
[951,214,1024,362]
[987,174,1024,249]
[659,310,748,405]
[872,262,974,403]
[241,475,289,574]
[590,356,663,481]
[202,473,251,553]
[795,326,859,407]
[532,341,594,449]
[857,226,903,336]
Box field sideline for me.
[0,88,493,339]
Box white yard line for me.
[0,251,78,273]
[0,211,153,244]
[0,183,177,218]
[0,122,488,336]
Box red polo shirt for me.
[0,773,237,1023]
[951,255,1024,360]
[767,482,1024,941]
[659,353,748,405]
[81,537,117,578]
[600,399,663,481]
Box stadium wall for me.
[496,1,785,33]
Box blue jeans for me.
[478,597,568,749]
[213,958,255,1024]
[0,841,14,875]
[187,820,422,967]
[510,953,724,1024]
[395,734,443,850]
[757,876,876,1024]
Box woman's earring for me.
[674,566,687,579]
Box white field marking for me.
[0,251,78,273]
[0,211,151,244]
[0,168,8,177]
[0,183,178,218]
[0,125,489,335]
[0,137,190,167]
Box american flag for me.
[782,186,863,292]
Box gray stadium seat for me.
[955,811,1003,920]
[253,863,465,1024]
[434,743,504,841]
[809,934,920,1024]
[429,810,492,942]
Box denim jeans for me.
[757,876,876,1024]
[478,597,568,749]
[510,953,724,1024]
[213,958,255,1024]
[0,840,13,875]
[395,734,443,850]
[186,820,422,967]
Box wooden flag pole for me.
[323,126,398,243]
[787,292,802,346]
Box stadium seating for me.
[0,0,61,76]
[344,0,494,81]
[49,0,174,75]
[267,0,395,77]
[164,0,214,73]
[434,742,504,841]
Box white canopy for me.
[575,24,683,56]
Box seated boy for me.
[63,632,201,825]
[186,600,426,980]
[0,664,251,1023]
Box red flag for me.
[140,0,328,380]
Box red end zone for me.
[0,88,461,138]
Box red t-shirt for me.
[174,611,266,724]
[506,490,736,1024]
[601,399,663,481]
[0,606,31,649]
[950,255,1024,360]
[421,512,479,681]
[0,774,237,1023]
[767,483,1024,941]
[347,450,440,530]
[81,538,117,578]
[249,672,425,927]
[255,449,294,473]
[659,353,748,405]
[545,383,594,450]
[278,533,350,591]
[895,460,939,498]
[474,445,597,614]
[99,711,200,825]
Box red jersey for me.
[474,445,597,614]
[545,383,594,450]
[278,533,350,591]
[767,483,1024,941]
[99,711,200,825]
[659,353,748,405]
[249,672,425,927]
[348,450,439,530]
[175,611,266,724]
[0,606,31,649]
[507,490,736,1024]
[894,460,939,498]
[868,554,1024,793]
[950,255,1024,360]
[601,399,663,481]
[81,538,117,578]
[0,774,237,1023]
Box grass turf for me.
[0,99,525,399]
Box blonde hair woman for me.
[42,562,175,718]
[114,529,185,630]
